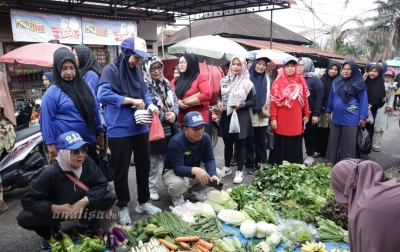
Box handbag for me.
[357,127,371,152]
[134,109,154,125]
[266,125,274,150]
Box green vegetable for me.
[297,230,312,242]
[115,244,130,252]
[217,209,248,226]
[242,205,263,222]
[153,211,198,238]
[153,226,169,238]
[319,197,348,230]
[317,218,349,243]
[254,200,280,224]
[204,200,226,213]
[207,190,238,210]
[149,217,158,225]
[61,232,76,252]
[88,240,106,252]
[233,236,241,250]
[144,224,158,235]
[240,219,257,238]
[164,236,176,245]
[136,231,150,243]
[135,220,144,228]
[214,238,236,251]
[241,242,252,252]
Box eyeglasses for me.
[150,66,163,72]
[178,61,187,65]
[71,147,88,156]
[298,64,304,67]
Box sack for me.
[149,113,165,141]
[366,108,374,124]
[357,127,371,152]
[98,150,114,182]
[266,125,274,150]
[134,110,154,125]
[229,110,240,133]
[171,121,182,136]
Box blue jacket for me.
[163,132,217,178]
[97,83,153,138]
[83,71,100,95]
[40,84,103,145]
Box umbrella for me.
[168,35,248,66]
[0,42,71,70]
[249,49,297,69]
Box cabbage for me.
[224,198,238,210]
[194,202,216,218]
[265,233,281,247]
[217,209,248,226]
[256,222,279,238]
[253,242,271,252]
[240,219,257,238]
[207,190,231,205]
[204,200,225,213]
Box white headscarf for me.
[56,149,83,179]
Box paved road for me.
[1,115,399,251]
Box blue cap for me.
[246,52,257,61]
[283,57,297,66]
[121,37,149,58]
[183,111,207,127]
[55,131,88,151]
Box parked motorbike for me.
[14,101,33,132]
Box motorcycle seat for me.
[15,126,41,143]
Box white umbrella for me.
[249,49,297,66]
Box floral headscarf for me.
[299,57,315,78]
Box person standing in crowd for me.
[221,62,230,76]
[162,111,222,206]
[324,60,368,166]
[297,57,324,166]
[72,44,102,93]
[372,70,397,152]
[170,66,180,90]
[97,37,161,225]
[330,159,400,252]
[268,57,310,165]
[216,55,256,184]
[42,72,53,89]
[175,53,212,135]
[142,56,179,201]
[362,64,386,158]
[245,57,270,174]
[17,131,116,250]
[393,73,400,113]
[315,61,341,158]
[246,54,256,69]
[40,48,105,164]
[0,72,16,214]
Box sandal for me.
[373,148,381,152]
[313,152,321,158]
[326,162,335,167]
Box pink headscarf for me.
[330,159,400,252]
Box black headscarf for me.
[365,64,386,107]
[175,53,200,99]
[52,48,96,134]
[249,58,269,113]
[333,59,366,103]
[98,38,146,99]
[72,44,102,77]
[320,60,341,109]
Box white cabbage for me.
[240,219,257,238]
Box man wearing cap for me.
[162,111,222,206]
[17,131,116,249]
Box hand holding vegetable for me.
[68,197,89,220]
[191,167,212,185]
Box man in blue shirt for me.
[162,111,222,206]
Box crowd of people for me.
[1,35,400,250]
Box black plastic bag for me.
[266,125,274,150]
[98,149,114,182]
[171,121,182,136]
[357,127,371,152]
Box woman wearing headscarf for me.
[175,53,212,135]
[42,72,53,89]
[216,55,256,184]
[298,57,324,166]
[362,64,386,157]
[72,44,102,93]
[17,131,116,250]
[268,57,310,165]
[315,61,341,158]
[142,55,179,201]
[244,57,270,174]
[97,37,161,225]
[40,48,105,164]
[330,159,400,252]
[324,60,368,166]
[170,65,180,90]
[0,72,16,214]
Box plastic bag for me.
[278,219,317,247]
[366,108,374,124]
[170,200,202,225]
[357,127,371,152]
[229,110,240,133]
[266,125,274,150]
[149,113,165,141]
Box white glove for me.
[148,104,159,114]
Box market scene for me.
[1,0,400,251]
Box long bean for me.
[153,212,198,238]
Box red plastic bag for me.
[149,113,165,141]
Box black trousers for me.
[304,120,318,156]
[223,137,245,171]
[108,132,150,208]
[315,127,330,157]
[245,126,267,169]
[17,191,116,240]
[362,108,377,154]
[268,134,303,165]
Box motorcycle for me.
[14,101,33,132]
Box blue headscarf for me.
[98,37,146,99]
[249,58,268,113]
[333,59,366,103]
[378,60,388,80]
[43,72,54,86]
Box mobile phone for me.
[206,180,223,191]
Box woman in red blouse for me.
[174,53,212,134]
[268,57,310,165]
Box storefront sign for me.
[10,9,82,44]
[82,17,137,45]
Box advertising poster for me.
[82,17,137,45]
[10,9,82,44]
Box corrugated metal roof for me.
[161,13,312,46]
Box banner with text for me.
[10,9,82,44]
[82,17,137,45]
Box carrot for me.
[159,239,178,251]
[175,236,200,242]
[198,239,214,250]
[196,244,210,252]
[178,241,191,250]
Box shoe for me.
[135,203,161,215]
[221,166,232,177]
[326,162,335,167]
[186,189,207,202]
[171,195,185,206]
[118,207,132,225]
[373,148,381,152]
[107,181,114,191]
[233,171,244,184]
[245,167,254,174]
[230,160,237,166]
[0,200,8,214]
[304,156,314,166]
[313,152,321,158]
[150,192,160,201]
[41,238,51,250]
